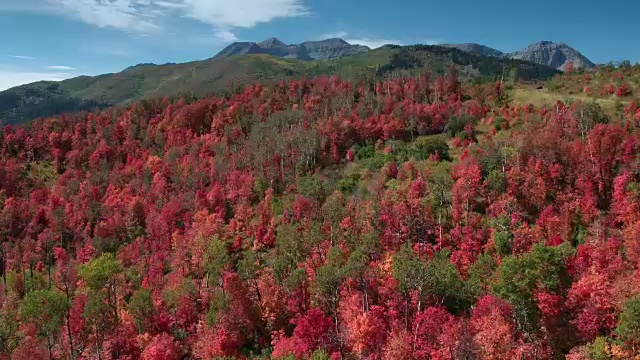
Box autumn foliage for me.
[1,66,640,360]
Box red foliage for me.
[2,70,640,359]
[194,325,239,359]
[11,325,48,360]
[412,306,457,359]
[470,296,518,360]
[272,308,336,358]
[383,330,413,360]
[616,83,632,97]
[141,334,180,360]
[567,273,617,340]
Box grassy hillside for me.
[509,64,640,116]
[0,45,560,124]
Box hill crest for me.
[214,37,370,61]
[508,41,596,70]
[440,41,595,70]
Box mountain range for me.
[0,37,580,125]
[215,38,595,71]
[440,43,506,58]
[214,37,370,61]
[441,41,596,70]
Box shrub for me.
[616,83,632,97]
[354,144,375,160]
[297,176,327,202]
[493,117,508,132]
[337,172,362,193]
[360,152,394,171]
[445,115,477,137]
[412,135,451,161]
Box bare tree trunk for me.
[47,335,53,360]
[65,284,74,360]
[404,298,409,330]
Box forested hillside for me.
[1,66,640,360]
[0,45,558,125]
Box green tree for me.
[238,249,260,282]
[297,176,327,203]
[128,289,155,333]
[163,278,197,339]
[493,243,573,332]
[425,250,468,313]
[584,336,611,360]
[465,253,498,299]
[321,192,346,246]
[79,253,123,316]
[238,249,265,314]
[20,289,69,360]
[309,349,331,360]
[269,223,309,284]
[315,246,345,329]
[616,297,640,354]
[206,290,230,327]
[392,244,425,318]
[478,138,517,196]
[78,253,124,359]
[427,162,453,242]
[576,101,609,139]
[316,247,345,306]
[83,290,114,359]
[0,295,21,355]
[204,237,229,289]
[493,230,512,256]
[393,246,467,325]
[344,246,374,312]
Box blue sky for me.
[0,0,637,90]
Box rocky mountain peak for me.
[509,41,595,70]
[214,37,370,61]
[259,37,286,48]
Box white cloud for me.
[213,29,238,43]
[10,55,35,60]
[346,38,401,49]
[49,0,159,33]
[320,31,348,39]
[320,31,401,49]
[344,37,402,49]
[181,0,309,28]
[424,38,443,45]
[154,1,186,9]
[11,0,309,34]
[47,65,76,70]
[0,70,75,91]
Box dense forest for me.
[1,65,640,360]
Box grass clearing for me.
[511,87,631,116]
